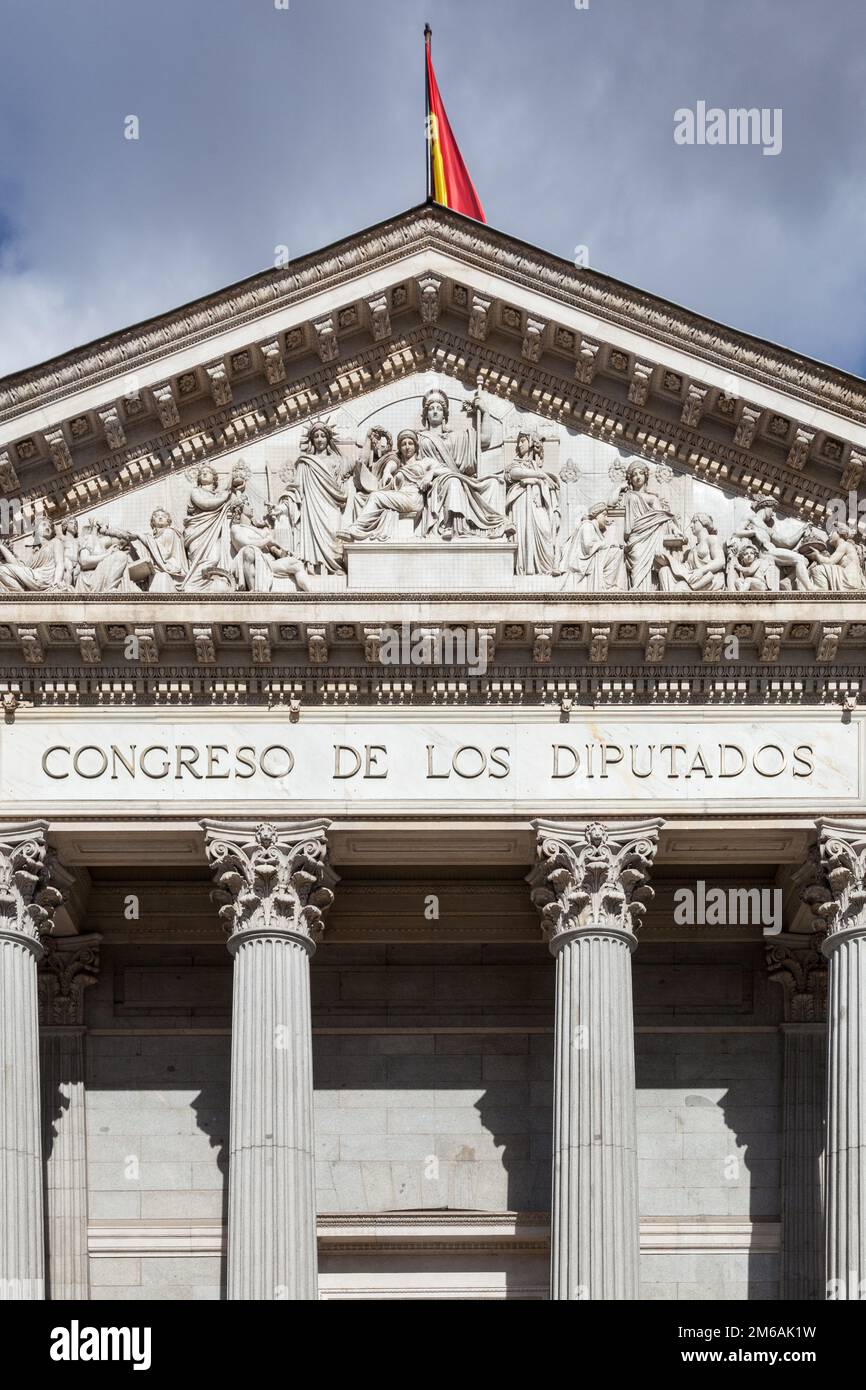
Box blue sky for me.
[1,0,864,378]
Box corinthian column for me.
[203,820,337,1301]
[528,818,662,1301]
[797,821,866,1300]
[39,933,101,1300]
[766,937,827,1299]
[0,822,67,1301]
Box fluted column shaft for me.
[0,928,45,1300]
[551,925,640,1299]
[823,927,866,1298]
[40,1029,89,1299]
[796,820,866,1300]
[529,817,662,1302]
[0,821,67,1303]
[203,819,336,1302]
[226,928,317,1299]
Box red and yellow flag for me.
[425,27,485,223]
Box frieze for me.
[3,379,864,601]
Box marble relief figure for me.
[726,538,777,591]
[139,509,189,592]
[293,421,353,574]
[0,518,65,592]
[418,388,511,540]
[337,429,426,542]
[76,520,138,593]
[342,427,396,527]
[505,432,560,575]
[665,513,726,591]
[228,497,309,592]
[182,463,245,591]
[616,460,685,591]
[558,503,627,592]
[808,524,865,590]
[59,518,81,587]
[8,400,866,594]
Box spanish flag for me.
[425,26,486,223]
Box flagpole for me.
[424,23,432,203]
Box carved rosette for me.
[528,818,663,951]
[794,820,866,951]
[766,939,827,1022]
[202,820,337,955]
[38,934,102,1027]
[0,822,67,957]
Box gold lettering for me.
[42,746,70,779]
[207,745,231,779]
[489,746,511,779]
[260,745,294,778]
[753,744,786,778]
[793,744,814,778]
[364,746,388,779]
[110,746,136,779]
[175,745,202,780]
[719,744,746,777]
[629,744,654,778]
[334,744,362,779]
[600,743,623,778]
[235,746,256,779]
[426,744,449,779]
[139,745,170,779]
[552,745,579,778]
[72,745,108,779]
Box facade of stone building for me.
[0,204,863,1300]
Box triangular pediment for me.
[0,203,864,603]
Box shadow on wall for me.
[65,1039,231,1300]
[635,1032,787,1301]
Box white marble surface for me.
[1,709,859,814]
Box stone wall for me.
[80,937,782,1299]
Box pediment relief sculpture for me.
[3,382,864,595]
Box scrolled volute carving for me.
[203,820,337,948]
[38,933,102,1026]
[765,938,827,1022]
[794,820,866,942]
[0,822,67,949]
[528,818,663,946]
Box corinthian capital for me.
[0,822,68,953]
[528,818,663,948]
[38,933,102,1027]
[794,820,866,945]
[202,820,337,952]
[766,936,827,1022]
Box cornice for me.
[1,203,864,431]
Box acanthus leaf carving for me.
[38,933,101,1027]
[794,821,866,941]
[766,938,827,1022]
[0,823,69,949]
[203,820,337,949]
[528,818,663,946]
